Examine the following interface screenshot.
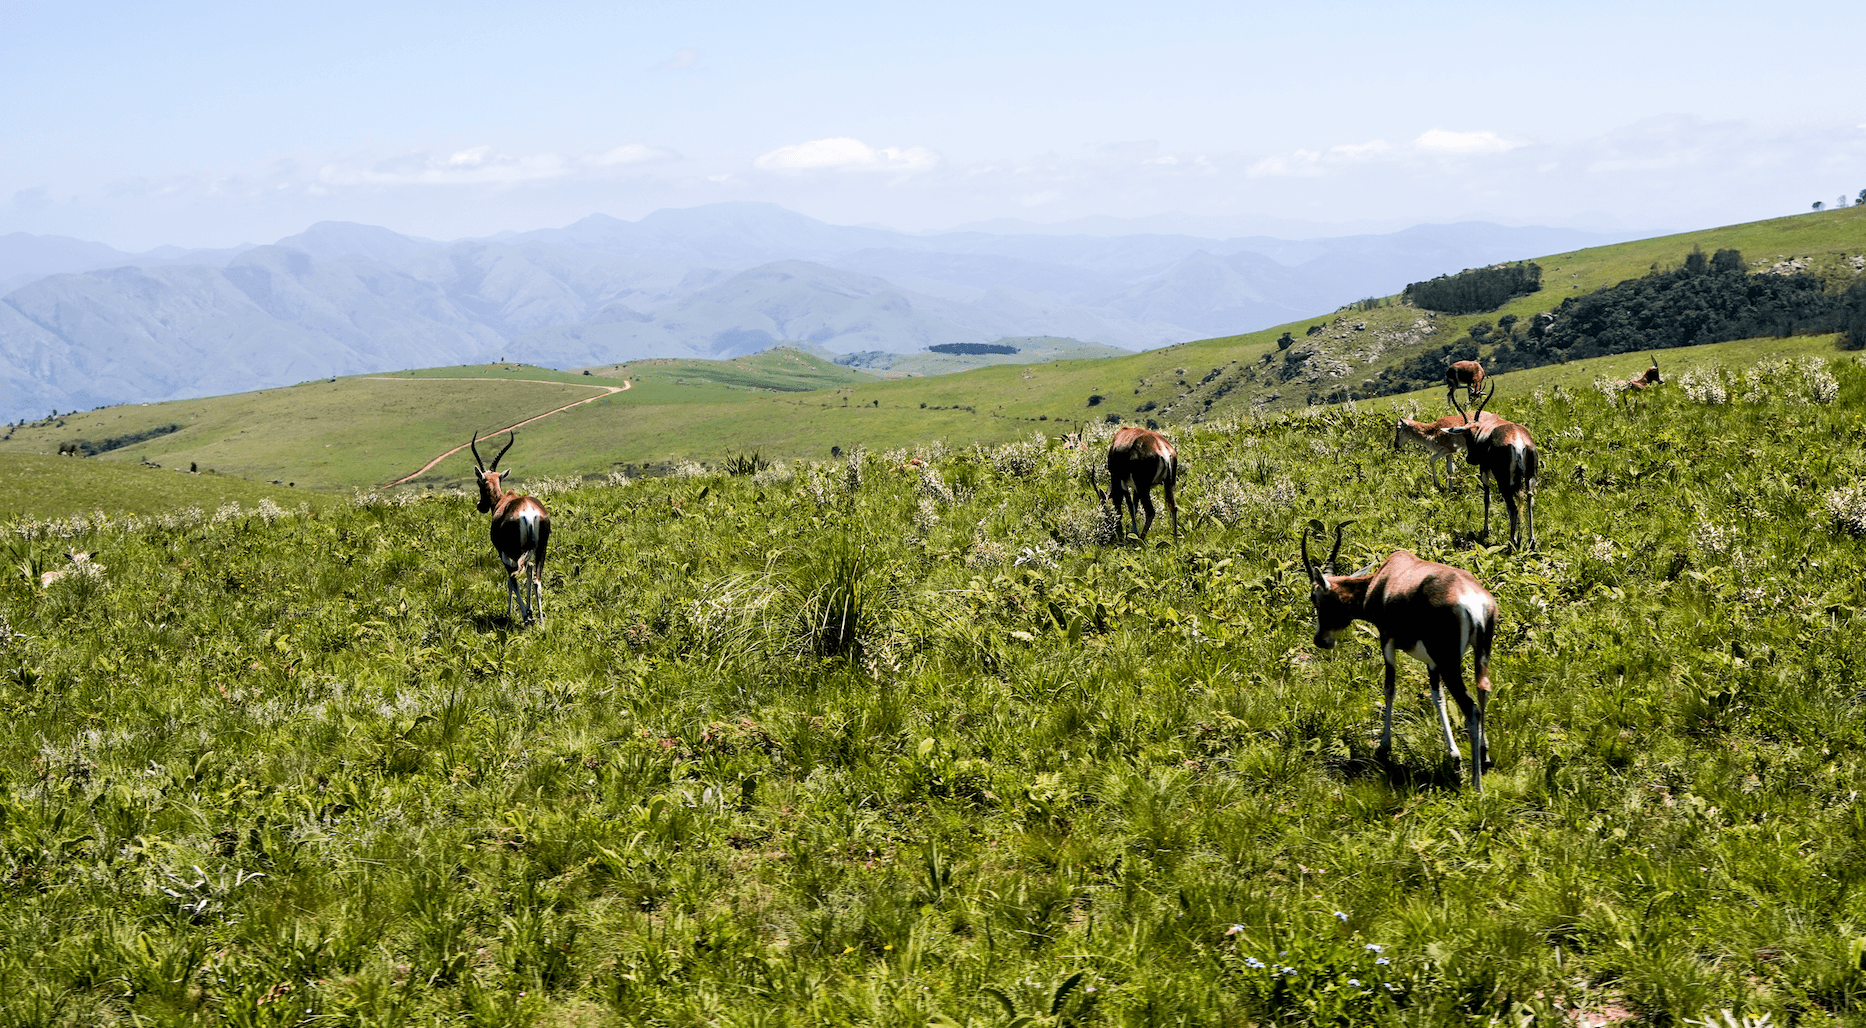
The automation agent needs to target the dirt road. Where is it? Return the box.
[370,376,630,486]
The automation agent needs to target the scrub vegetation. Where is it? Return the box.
[5,348,1866,1025]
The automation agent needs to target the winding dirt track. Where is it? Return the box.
[370,376,630,486]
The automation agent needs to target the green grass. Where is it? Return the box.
[0,454,330,521]
[580,347,881,393]
[4,353,1866,1025]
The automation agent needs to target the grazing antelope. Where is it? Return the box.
[470,431,552,625]
[1443,385,1539,550]
[1302,521,1496,791]
[1445,359,1485,406]
[1094,425,1179,539]
[1622,356,1663,391]
[1393,411,1502,491]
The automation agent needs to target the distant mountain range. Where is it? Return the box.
[0,203,1636,420]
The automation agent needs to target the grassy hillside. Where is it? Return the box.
[580,347,880,393]
[4,354,1864,1025]
[833,336,1138,378]
[4,208,1860,498]
[0,454,329,520]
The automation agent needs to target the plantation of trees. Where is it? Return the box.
[1401,263,1543,315]
[1493,249,1859,371]
[928,343,1021,356]
[1363,251,1865,397]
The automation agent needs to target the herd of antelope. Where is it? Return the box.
[1070,355,1657,791]
[464,353,1660,791]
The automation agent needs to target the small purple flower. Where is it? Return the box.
[1364,944,1382,953]
[1333,911,1348,923]
[1226,924,1245,936]
[1375,957,1390,966]
[1348,979,1361,987]
[1245,957,1265,969]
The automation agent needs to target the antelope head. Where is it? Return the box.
[470,431,517,513]
[1301,520,1356,648]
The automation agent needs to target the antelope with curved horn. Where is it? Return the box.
[1393,410,1502,492]
[1622,356,1663,391]
[1302,521,1496,791]
[1443,384,1539,550]
[1445,359,1485,406]
[470,431,552,625]
[1093,425,1178,540]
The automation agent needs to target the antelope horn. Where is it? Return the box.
[1328,520,1355,574]
[1449,385,1471,423]
[1470,382,1495,422]
[470,432,485,471]
[1301,527,1318,584]
[490,431,516,471]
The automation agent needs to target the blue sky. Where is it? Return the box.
[3,0,1862,248]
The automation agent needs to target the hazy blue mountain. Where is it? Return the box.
[0,232,129,282]
[272,221,438,266]
[0,202,1650,420]
[0,231,256,296]
[505,202,904,267]
[504,260,994,366]
[1101,250,1334,338]
[401,240,682,334]
[0,249,499,419]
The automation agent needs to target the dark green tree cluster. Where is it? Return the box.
[929,342,1019,355]
[1402,262,1542,314]
[70,423,181,457]
[1843,280,1866,350]
[1490,248,1847,371]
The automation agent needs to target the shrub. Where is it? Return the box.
[1825,484,1866,537]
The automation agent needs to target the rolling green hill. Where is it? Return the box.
[4,207,1860,501]
[0,453,329,520]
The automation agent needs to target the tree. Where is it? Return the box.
[1497,314,1519,338]
[1813,201,1826,213]
[1857,188,1866,206]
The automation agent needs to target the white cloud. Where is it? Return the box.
[590,144,677,167]
[1412,128,1523,155]
[1246,148,1322,178]
[654,47,700,71]
[317,143,679,187]
[753,137,940,173]
[1247,129,1523,178]
[1329,139,1393,160]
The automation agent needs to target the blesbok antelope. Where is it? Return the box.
[1393,411,1502,491]
[1093,425,1179,539]
[1445,359,1485,406]
[1623,356,1663,391]
[1302,521,1496,791]
[1443,385,1539,550]
[470,431,552,625]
